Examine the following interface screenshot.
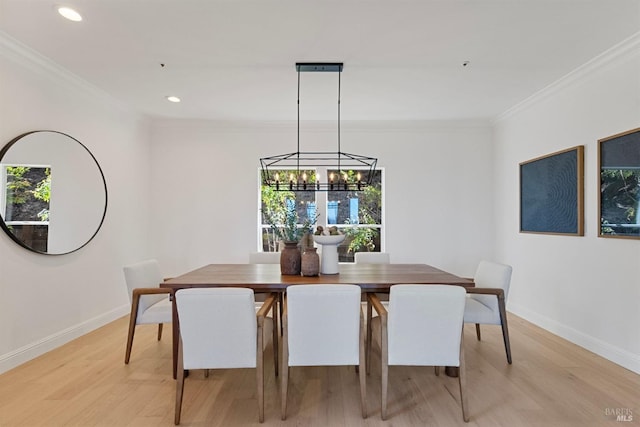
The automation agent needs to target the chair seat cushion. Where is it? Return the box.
[138,297,172,324]
[464,297,500,325]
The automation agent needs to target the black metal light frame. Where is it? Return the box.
[260,62,378,192]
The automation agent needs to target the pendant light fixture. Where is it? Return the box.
[260,62,377,191]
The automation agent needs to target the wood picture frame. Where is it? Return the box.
[598,127,640,239]
[520,146,584,235]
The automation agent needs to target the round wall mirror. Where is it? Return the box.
[0,130,107,255]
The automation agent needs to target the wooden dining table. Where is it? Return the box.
[161,262,474,378]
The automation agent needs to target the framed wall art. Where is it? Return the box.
[599,127,640,239]
[520,146,584,235]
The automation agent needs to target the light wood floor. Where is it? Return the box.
[0,313,638,426]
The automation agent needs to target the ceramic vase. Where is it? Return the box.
[312,234,346,275]
[301,247,320,276]
[280,241,301,275]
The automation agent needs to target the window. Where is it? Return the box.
[259,168,383,262]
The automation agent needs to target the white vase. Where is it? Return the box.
[312,234,346,275]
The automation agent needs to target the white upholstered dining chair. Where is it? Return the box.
[354,252,390,264]
[281,284,367,420]
[174,288,277,424]
[249,251,281,264]
[464,260,513,364]
[123,259,172,364]
[369,285,468,421]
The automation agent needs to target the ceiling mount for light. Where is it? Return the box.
[260,62,377,192]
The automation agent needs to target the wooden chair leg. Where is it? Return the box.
[475,323,481,341]
[380,315,388,421]
[434,366,440,376]
[125,324,136,364]
[366,298,373,375]
[278,293,284,336]
[257,320,265,423]
[174,340,185,425]
[157,323,163,341]
[497,296,512,364]
[272,309,279,377]
[281,312,289,420]
[458,331,469,422]
[124,298,140,364]
[204,369,209,378]
[359,311,367,418]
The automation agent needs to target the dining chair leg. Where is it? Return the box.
[475,323,481,341]
[497,295,512,364]
[359,312,367,419]
[257,319,265,423]
[272,303,279,377]
[124,326,136,364]
[278,293,284,336]
[281,312,289,420]
[380,315,388,421]
[124,297,140,364]
[174,340,185,425]
[157,324,163,341]
[366,297,373,375]
[434,366,440,376]
[458,331,469,422]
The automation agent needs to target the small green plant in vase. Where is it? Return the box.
[263,198,318,244]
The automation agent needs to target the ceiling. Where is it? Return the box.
[1,0,639,122]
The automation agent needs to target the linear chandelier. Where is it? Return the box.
[260,62,378,192]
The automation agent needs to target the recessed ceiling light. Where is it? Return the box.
[57,6,82,22]
[166,96,181,103]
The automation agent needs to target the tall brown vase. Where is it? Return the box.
[280,241,301,275]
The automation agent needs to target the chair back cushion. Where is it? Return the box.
[249,252,281,264]
[123,259,166,317]
[471,261,513,314]
[176,288,257,370]
[354,252,390,264]
[388,285,466,366]
[287,284,361,366]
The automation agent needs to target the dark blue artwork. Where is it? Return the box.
[520,147,583,235]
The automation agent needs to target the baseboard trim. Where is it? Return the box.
[509,303,640,375]
[0,304,129,374]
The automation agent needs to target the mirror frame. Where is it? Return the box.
[0,130,108,255]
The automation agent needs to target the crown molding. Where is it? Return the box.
[0,31,136,116]
[496,31,640,123]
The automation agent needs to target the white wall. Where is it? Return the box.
[0,36,152,373]
[149,120,495,277]
[494,35,640,373]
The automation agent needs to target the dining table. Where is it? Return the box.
[161,262,474,378]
